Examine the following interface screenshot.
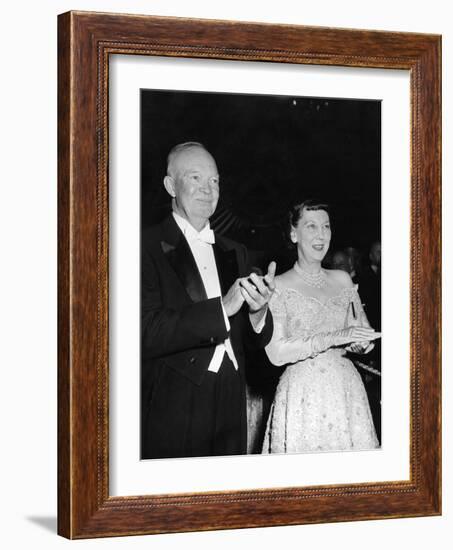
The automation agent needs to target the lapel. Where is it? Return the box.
[213,238,239,296]
[159,215,207,303]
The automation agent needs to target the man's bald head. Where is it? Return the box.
[167,142,213,178]
[163,142,220,231]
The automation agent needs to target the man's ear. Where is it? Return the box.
[163,175,176,198]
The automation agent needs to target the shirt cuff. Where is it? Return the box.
[220,300,231,332]
[249,306,268,333]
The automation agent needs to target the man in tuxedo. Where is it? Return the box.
[141,142,275,459]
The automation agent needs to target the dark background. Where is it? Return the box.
[141,89,381,273]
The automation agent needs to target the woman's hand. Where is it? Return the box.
[334,326,381,347]
[311,327,381,357]
[345,341,375,354]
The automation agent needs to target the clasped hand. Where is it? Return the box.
[340,326,381,354]
[223,261,276,317]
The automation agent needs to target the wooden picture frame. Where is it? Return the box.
[58,10,441,539]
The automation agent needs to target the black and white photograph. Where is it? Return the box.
[1,0,446,545]
[140,89,382,460]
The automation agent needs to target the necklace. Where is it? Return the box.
[293,262,327,288]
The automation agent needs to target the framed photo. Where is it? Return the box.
[58,11,441,538]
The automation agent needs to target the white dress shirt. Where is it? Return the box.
[172,212,239,373]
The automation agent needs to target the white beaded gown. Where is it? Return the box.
[262,285,379,454]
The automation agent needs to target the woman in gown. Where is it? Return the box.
[262,200,381,454]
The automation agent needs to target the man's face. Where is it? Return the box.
[167,147,220,227]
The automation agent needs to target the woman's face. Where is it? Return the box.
[292,208,331,263]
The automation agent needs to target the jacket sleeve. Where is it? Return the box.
[245,308,274,350]
[141,249,229,358]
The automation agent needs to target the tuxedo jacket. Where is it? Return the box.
[141,214,273,456]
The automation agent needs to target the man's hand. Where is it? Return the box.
[240,261,276,313]
[223,278,245,317]
[264,261,277,293]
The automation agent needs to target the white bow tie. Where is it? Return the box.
[196,226,215,245]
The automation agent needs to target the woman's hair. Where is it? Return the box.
[289,199,331,230]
